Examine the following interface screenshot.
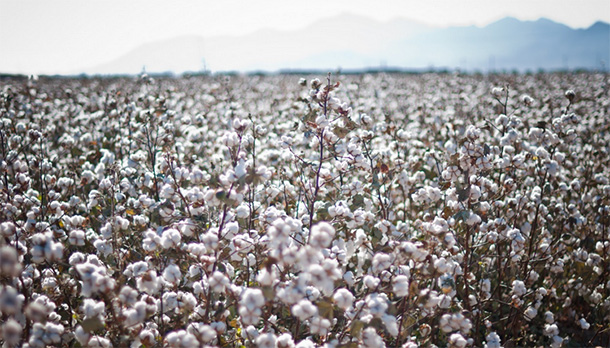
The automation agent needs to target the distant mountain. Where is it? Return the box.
[383,17,610,71]
[81,15,609,75]
[81,13,430,75]
[84,36,206,75]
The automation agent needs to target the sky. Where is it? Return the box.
[1,0,609,74]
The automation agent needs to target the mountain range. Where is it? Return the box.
[82,14,609,75]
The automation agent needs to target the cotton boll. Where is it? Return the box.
[392,275,409,297]
[361,327,385,348]
[161,229,181,249]
[239,288,265,325]
[484,332,502,348]
[1,319,22,346]
[0,246,22,277]
[363,275,380,289]
[333,288,354,310]
[256,333,277,348]
[276,333,295,348]
[137,270,161,294]
[449,333,468,348]
[512,280,526,297]
[163,264,182,284]
[178,219,197,237]
[309,222,335,248]
[578,318,590,330]
[207,271,229,293]
[309,316,331,336]
[69,230,86,246]
[291,299,317,321]
[524,306,537,321]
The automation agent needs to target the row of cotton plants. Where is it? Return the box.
[0,71,608,347]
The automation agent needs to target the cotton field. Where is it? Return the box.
[0,72,608,347]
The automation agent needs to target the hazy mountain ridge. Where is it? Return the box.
[81,15,609,75]
[382,17,609,71]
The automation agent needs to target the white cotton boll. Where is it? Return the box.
[315,114,329,127]
[535,147,549,160]
[309,222,335,248]
[200,231,219,251]
[256,333,277,348]
[343,271,355,287]
[118,286,138,306]
[466,213,481,226]
[449,333,468,348]
[354,229,368,247]
[363,275,380,289]
[495,114,509,126]
[0,287,23,315]
[524,306,537,321]
[544,323,559,336]
[434,258,449,274]
[74,325,90,345]
[438,294,452,308]
[178,219,196,237]
[137,270,160,294]
[93,239,112,257]
[432,217,449,234]
[442,165,460,182]
[365,293,388,317]
[402,342,418,348]
[439,314,453,333]
[392,275,409,297]
[256,268,274,286]
[309,316,331,336]
[280,135,293,148]
[234,159,247,178]
[0,247,21,277]
[512,280,526,297]
[1,319,22,346]
[239,288,265,325]
[551,335,563,348]
[469,185,481,201]
[161,228,181,249]
[163,264,181,284]
[69,230,86,246]
[187,323,217,343]
[130,261,149,277]
[276,333,295,348]
[82,299,105,319]
[296,339,316,348]
[544,311,555,323]
[291,299,318,321]
[209,271,230,292]
[382,314,399,337]
[87,336,112,348]
[210,321,226,335]
[224,221,239,239]
[426,186,442,202]
[0,222,16,237]
[372,253,392,274]
[361,327,385,348]
[484,332,502,348]
[333,288,354,310]
[139,329,156,346]
[99,178,112,190]
[235,204,249,218]
[578,318,590,330]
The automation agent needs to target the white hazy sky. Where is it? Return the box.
[1,0,609,74]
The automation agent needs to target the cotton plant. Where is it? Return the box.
[0,72,608,347]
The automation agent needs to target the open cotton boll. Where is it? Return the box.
[309,221,335,248]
